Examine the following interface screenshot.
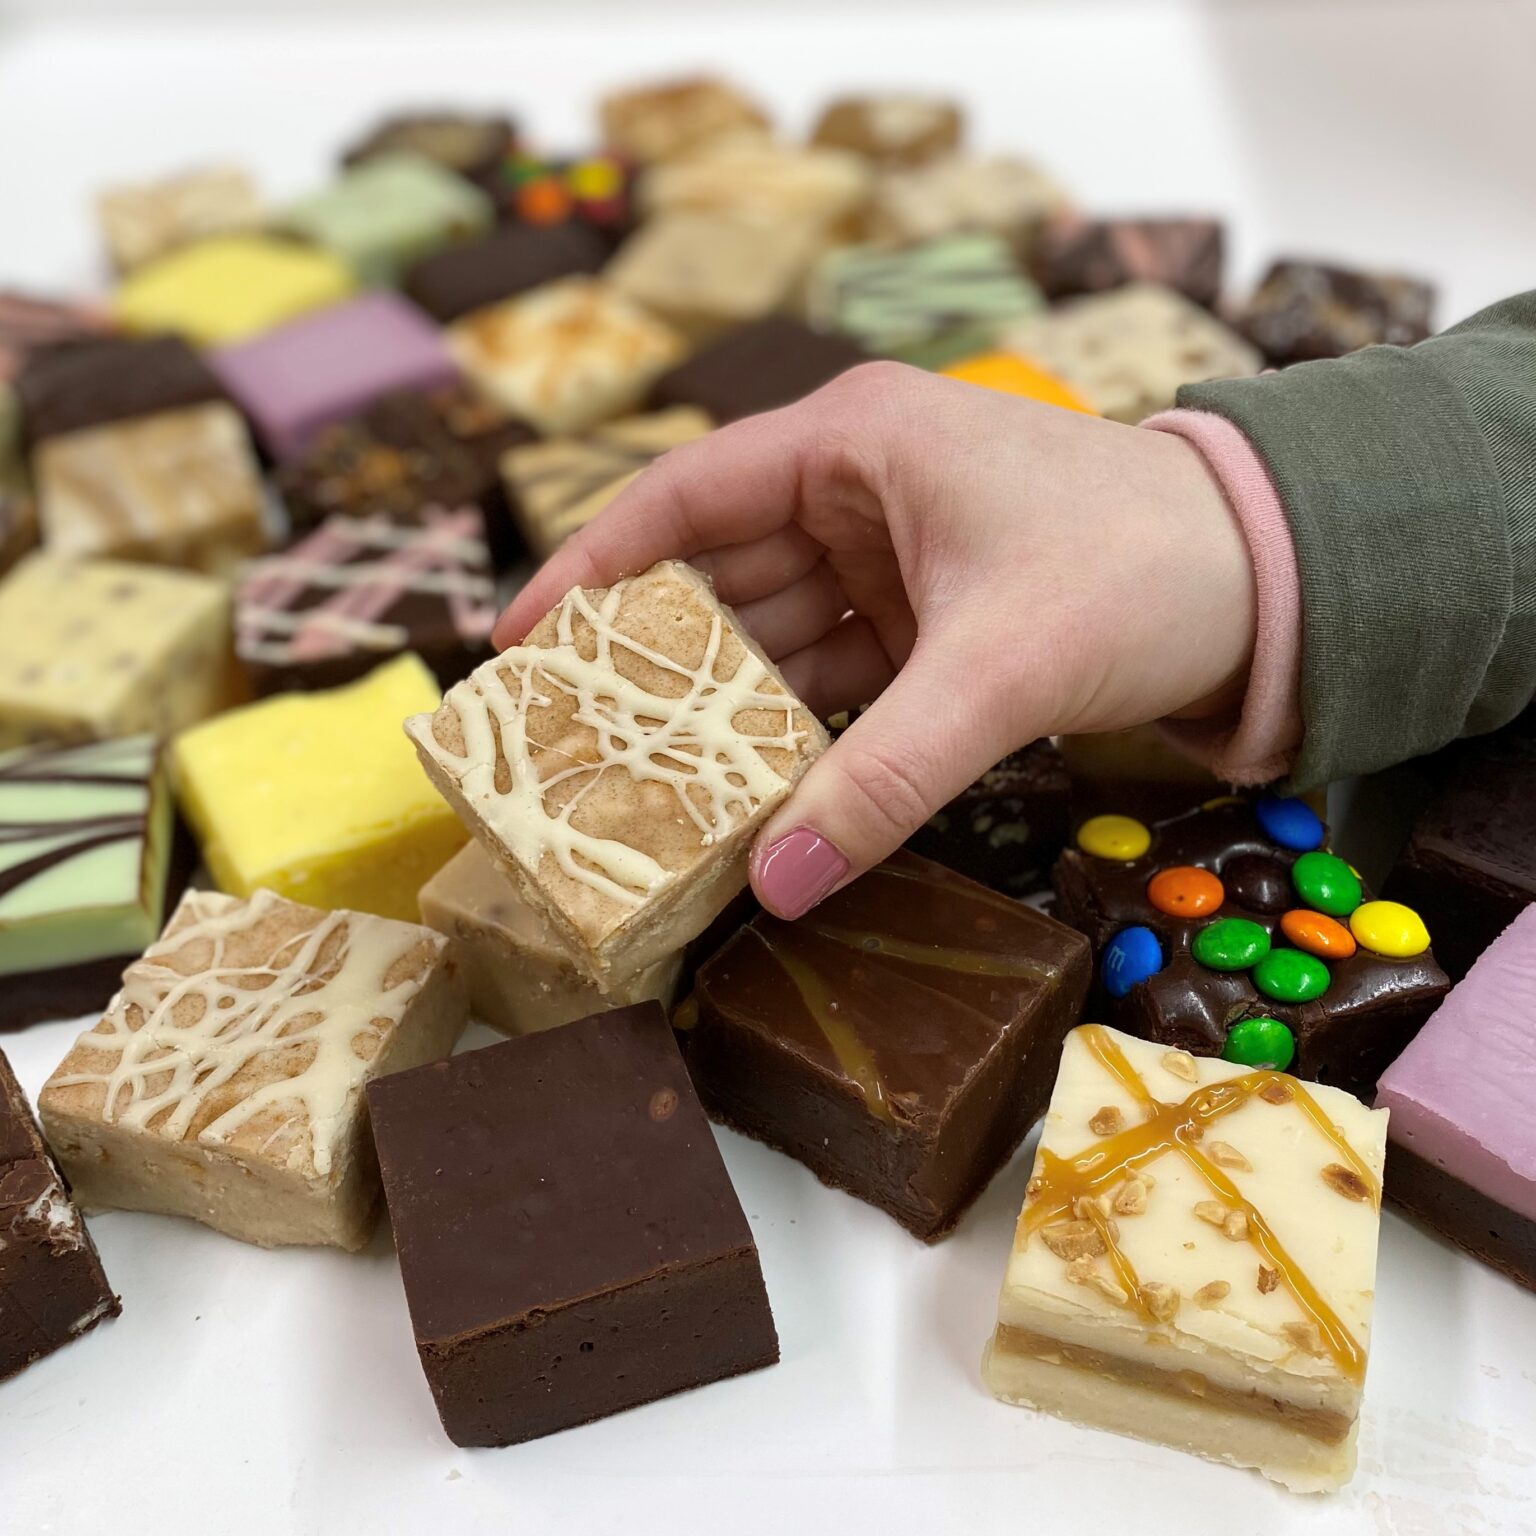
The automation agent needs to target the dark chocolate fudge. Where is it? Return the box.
[1238,259,1435,365]
[1,1049,119,1379]
[367,1004,777,1447]
[682,850,1091,1240]
[1031,214,1225,308]
[402,222,609,323]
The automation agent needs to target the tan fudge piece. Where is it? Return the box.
[406,559,828,981]
[39,888,467,1251]
[1003,283,1261,424]
[500,406,712,559]
[865,153,1066,254]
[982,1025,1387,1493]
[34,402,267,575]
[419,840,681,1036]
[599,76,770,164]
[811,94,963,167]
[639,142,872,234]
[97,164,264,274]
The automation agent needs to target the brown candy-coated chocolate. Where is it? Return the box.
[1239,259,1435,365]
[1032,213,1225,309]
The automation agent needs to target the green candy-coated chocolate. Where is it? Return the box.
[1191,916,1270,972]
[1290,850,1362,918]
[1222,1016,1296,1071]
[1252,947,1330,1003]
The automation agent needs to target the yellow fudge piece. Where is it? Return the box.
[941,351,1096,414]
[115,234,355,347]
[173,653,465,921]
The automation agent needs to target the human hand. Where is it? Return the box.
[494,362,1254,918]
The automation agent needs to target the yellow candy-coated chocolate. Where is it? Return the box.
[173,654,466,921]
[941,351,1096,414]
[116,235,355,346]
[1076,812,1151,862]
[1348,899,1430,959]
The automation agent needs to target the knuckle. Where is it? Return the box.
[829,736,937,842]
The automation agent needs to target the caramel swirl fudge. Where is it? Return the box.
[983,1024,1387,1492]
[406,560,828,980]
[39,888,467,1250]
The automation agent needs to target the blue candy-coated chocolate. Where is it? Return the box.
[1254,794,1324,852]
[1101,925,1163,999]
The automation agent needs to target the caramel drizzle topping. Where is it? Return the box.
[1023,1025,1377,1382]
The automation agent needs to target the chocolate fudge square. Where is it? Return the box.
[684,850,1091,1240]
[1238,259,1435,365]
[1030,213,1225,308]
[367,1003,778,1447]
[403,221,608,323]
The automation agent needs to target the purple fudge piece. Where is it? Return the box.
[213,293,460,460]
[1376,906,1536,1289]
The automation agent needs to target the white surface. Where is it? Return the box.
[3,4,1536,1533]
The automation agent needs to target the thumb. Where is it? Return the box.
[750,644,1023,919]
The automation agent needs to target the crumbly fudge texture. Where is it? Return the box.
[638,142,871,233]
[811,94,963,167]
[599,76,771,164]
[97,164,264,274]
[863,154,1066,254]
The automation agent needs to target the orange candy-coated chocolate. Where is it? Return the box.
[518,178,574,224]
[940,352,1096,414]
[1146,865,1224,917]
[1280,908,1358,960]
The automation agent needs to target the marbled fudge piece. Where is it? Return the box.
[96,165,264,274]
[39,887,467,1250]
[342,110,516,183]
[811,93,962,167]
[599,76,770,164]
[406,560,828,980]
[639,141,872,234]
[0,291,115,385]
[1239,259,1436,365]
[0,553,238,751]
[864,154,1067,255]
[1030,213,1225,308]
[983,1024,1388,1492]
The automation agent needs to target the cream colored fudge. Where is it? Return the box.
[39,887,467,1251]
[97,164,264,274]
[406,560,828,981]
[811,94,963,168]
[419,840,681,1035]
[864,153,1066,254]
[639,142,872,234]
[599,76,771,164]
[982,1024,1387,1493]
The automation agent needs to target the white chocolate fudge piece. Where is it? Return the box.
[419,840,681,1035]
[1003,283,1261,424]
[406,560,828,981]
[982,1024,1387,1493]
[811,94,963,168]
[639,142,872,234]
[38,888,467,1251]
[97,164,264,274]
[599,76,771,164]
[865,154,1066,253]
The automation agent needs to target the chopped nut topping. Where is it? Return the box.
[1089,1105,1124,1136]
[1041,1219,1106,1261]
[1223,1211,1250,1242]
[1183,1122,1206,1142]
[1193,1200,1229,1229]
[1065,1256,1097,1284]
[1259,1079,1294,1105]
[1283,1321,1324,1355]
[1140,1281,1179,1322]
[1141,1173,1156,1190]
[1257,1264,1280,1295]
[1112,1178,1148,1216]
[1025,1175,1044,1199]
[1072,1194,1113,1222]
[1195,1281,1231,1306]
[1206,1140,1252,1171]
[1321,1163,1371,1202]
[1085,1273,1126,1303]
[1161,1049,1198,1083]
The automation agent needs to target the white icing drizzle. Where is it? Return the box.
[51,890,439,1177]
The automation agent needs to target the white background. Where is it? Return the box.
[3,2,1536,1533]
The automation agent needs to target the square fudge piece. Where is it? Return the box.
[342,110,516,182]
[236,507,497,695]
[481,151,636,246]
[368,1003,778,1446]
[174,652,466,922]
[940,351,1094,413]
[648,317,869,424]
[983,1024,1388,1492]
[1030,212,1225,308]
[500,405,712,559]
[811,93,963,167]
[284,153,493,289]
[403,221,608,324]
[639,142,871,234]
[447,277,686,437]
[685,850,1090,1239]
[1239,259,1435,365]
[1377,906,1536,1289]
[214,292,460,461]
[1004,283,1261,423]
[0,291,116,386]
[39,887,467,1250]
[420,840,681,1036]
[34,402,267,575]
[1053,795,1449,1098]
[0,553,238,751]
[0,382,36,576]
[407,560,828,980]
[599,76,770,164]
[115,234,355,348]
[0,1049,119,1380]
[97,164,264,274]
[864,154,1067,254]
[0,736,190,1030]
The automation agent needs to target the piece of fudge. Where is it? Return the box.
[639,141,872,234]
[341,110,517,183]
[213,292,460,461]
[174,652,465,921]
[1377,907,1536,1288]
[96,164,264,274]
[480,151,636,246]
[811,93,963,167]
[1238,259,1436,365]
[684,849,1090,1239]
[500,406,713,559]
[807,232,1042,367]
[1005,283,1261,424]
[33,402,267,575]
[1030,213,1225,309]
[0,1050,119,1379]
[983,1023,1387,1492]
[0,736,192,1030]
[402,221,609,324]
[419,841,682,1035]
[0,291,116,384]
[940,351,1095,412]
[406,560,828,980]
[446,277,686,436]
[39,887,467,1249]
[368,1003,778,1446]
[599,76,771,164]
[114,234,355,348]
[1052,796,1449,1098]
[863,154,1067,255]
[0,554,238,751]
[648,317,869,423]
[0,383,36,576]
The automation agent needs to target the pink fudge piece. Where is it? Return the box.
[212,292,459,460]
[1376,906,1536,1223]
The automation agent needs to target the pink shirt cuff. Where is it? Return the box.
[1142,408,1303,785]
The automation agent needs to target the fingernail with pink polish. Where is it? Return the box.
[754,827,849,920]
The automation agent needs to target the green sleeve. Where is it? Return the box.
[1177,290,1536,790]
